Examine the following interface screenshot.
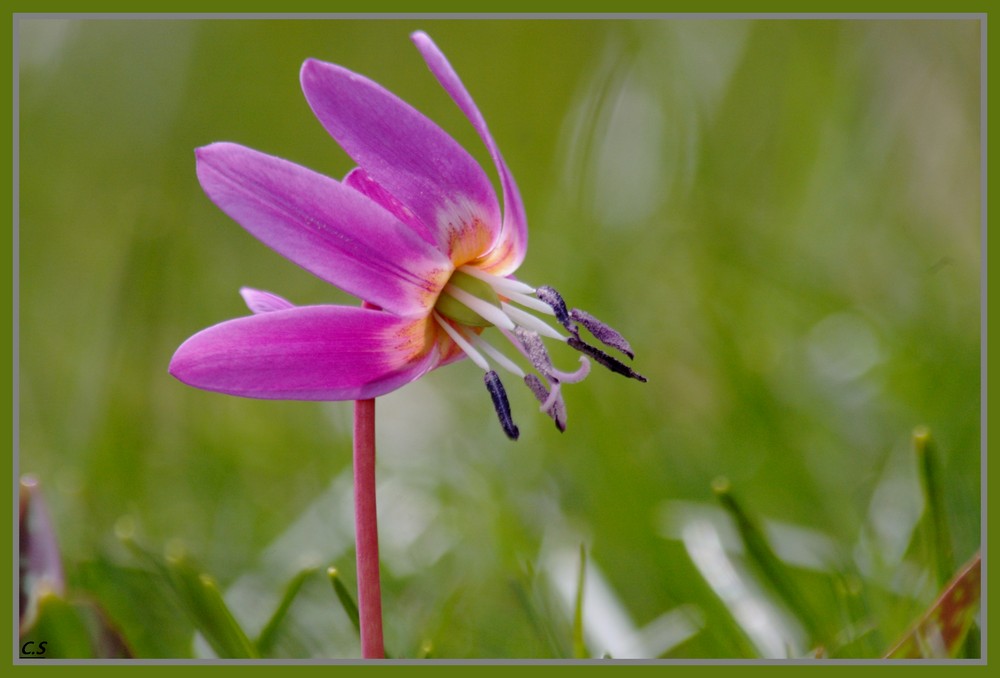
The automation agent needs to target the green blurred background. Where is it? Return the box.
[17,18,981,658]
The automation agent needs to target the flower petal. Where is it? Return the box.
[240,287,296,314]
[343,167,427,236]
[300,58,501,267]
[169,306,444,401]
[196,142,452,318]
[411,31,528,275]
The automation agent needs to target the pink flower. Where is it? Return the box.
[169,32,643,439]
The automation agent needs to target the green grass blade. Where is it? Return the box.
[255,566,318,657]
[913,426,955,589]
[327,567,361,636]
[20,591,100,659]
[713,477,825,645]
[164,546,258,659]
[121,534,256,658]
[20,588,133,659]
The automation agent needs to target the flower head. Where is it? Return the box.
[169,32,644,439]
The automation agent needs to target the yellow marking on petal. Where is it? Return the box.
[448,217,494,267]
[431,317,484,363]
[466,236,520,276]
[387,317,436,364]
[417,265,455,311]
[435,198,496,267]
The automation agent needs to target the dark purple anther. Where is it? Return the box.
[524,373,549,402]
[567,337,647,382]
[484,370,519,440]
[536,286,577,335]
[570,308,634,359]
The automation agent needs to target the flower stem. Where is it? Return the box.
[353,398,385,659]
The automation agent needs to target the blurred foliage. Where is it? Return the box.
[17,18,980,658]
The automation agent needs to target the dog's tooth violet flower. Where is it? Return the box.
[169,31,645,439]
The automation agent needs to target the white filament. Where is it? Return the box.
[469,332,526,378]
[433,312,490,372]
[444,284,516,331]
[504,289,556,315]
[458,265,536,295]
[501,302,566,340]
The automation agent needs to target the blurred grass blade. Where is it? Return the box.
[164,547,258,659]
[122,535,256,658]
[327,568,393,658]
[21,591,100,659]
[327,567,361,636]
[21,589,133,659]
[19,477,133,659]
[572,543,588,659]
[831,572,883,658]
[509,569,565,658]
[255,566,317,656]
[913,426,955,588]
[886,551,981,658]
[712,477,825,644]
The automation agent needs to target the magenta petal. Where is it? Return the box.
[196,142,452,318]
[169,306,442,401]
[240,287,295,314]
[343,167,429,238]
[300,58,502,265]
[411,31,528,275]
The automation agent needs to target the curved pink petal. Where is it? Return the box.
[169,306,444,401]
[196,142,452,318]
[300,58,501,267]
[411,31,528,275]
[343,167,426,236]
[240,287,295,314]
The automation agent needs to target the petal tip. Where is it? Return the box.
[194,141,238,166]
[299,58,332,94]
[300,57,322,78]
[193,144,212,162]
[167,343,192,382]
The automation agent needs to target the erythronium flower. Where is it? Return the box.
[169,31,644,439]
[170,31,645,661]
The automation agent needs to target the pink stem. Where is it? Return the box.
[353,397,385,659]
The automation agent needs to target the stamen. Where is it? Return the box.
[548,356,591,384]
[500,326,590,384]
[570,308,635,359]
[433,312,490,371]
[524,374,567,432]
[500,303,566,341]
[539,380,563,413]
[444,284,516,330]
[514,327,556,379]
[485,370,519,440]
[504,289,557,315]
[469,332,525,378]
[458,266,536,295]
[536,286,578,334]
[524,373,549,402]
[568,336,648,382]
